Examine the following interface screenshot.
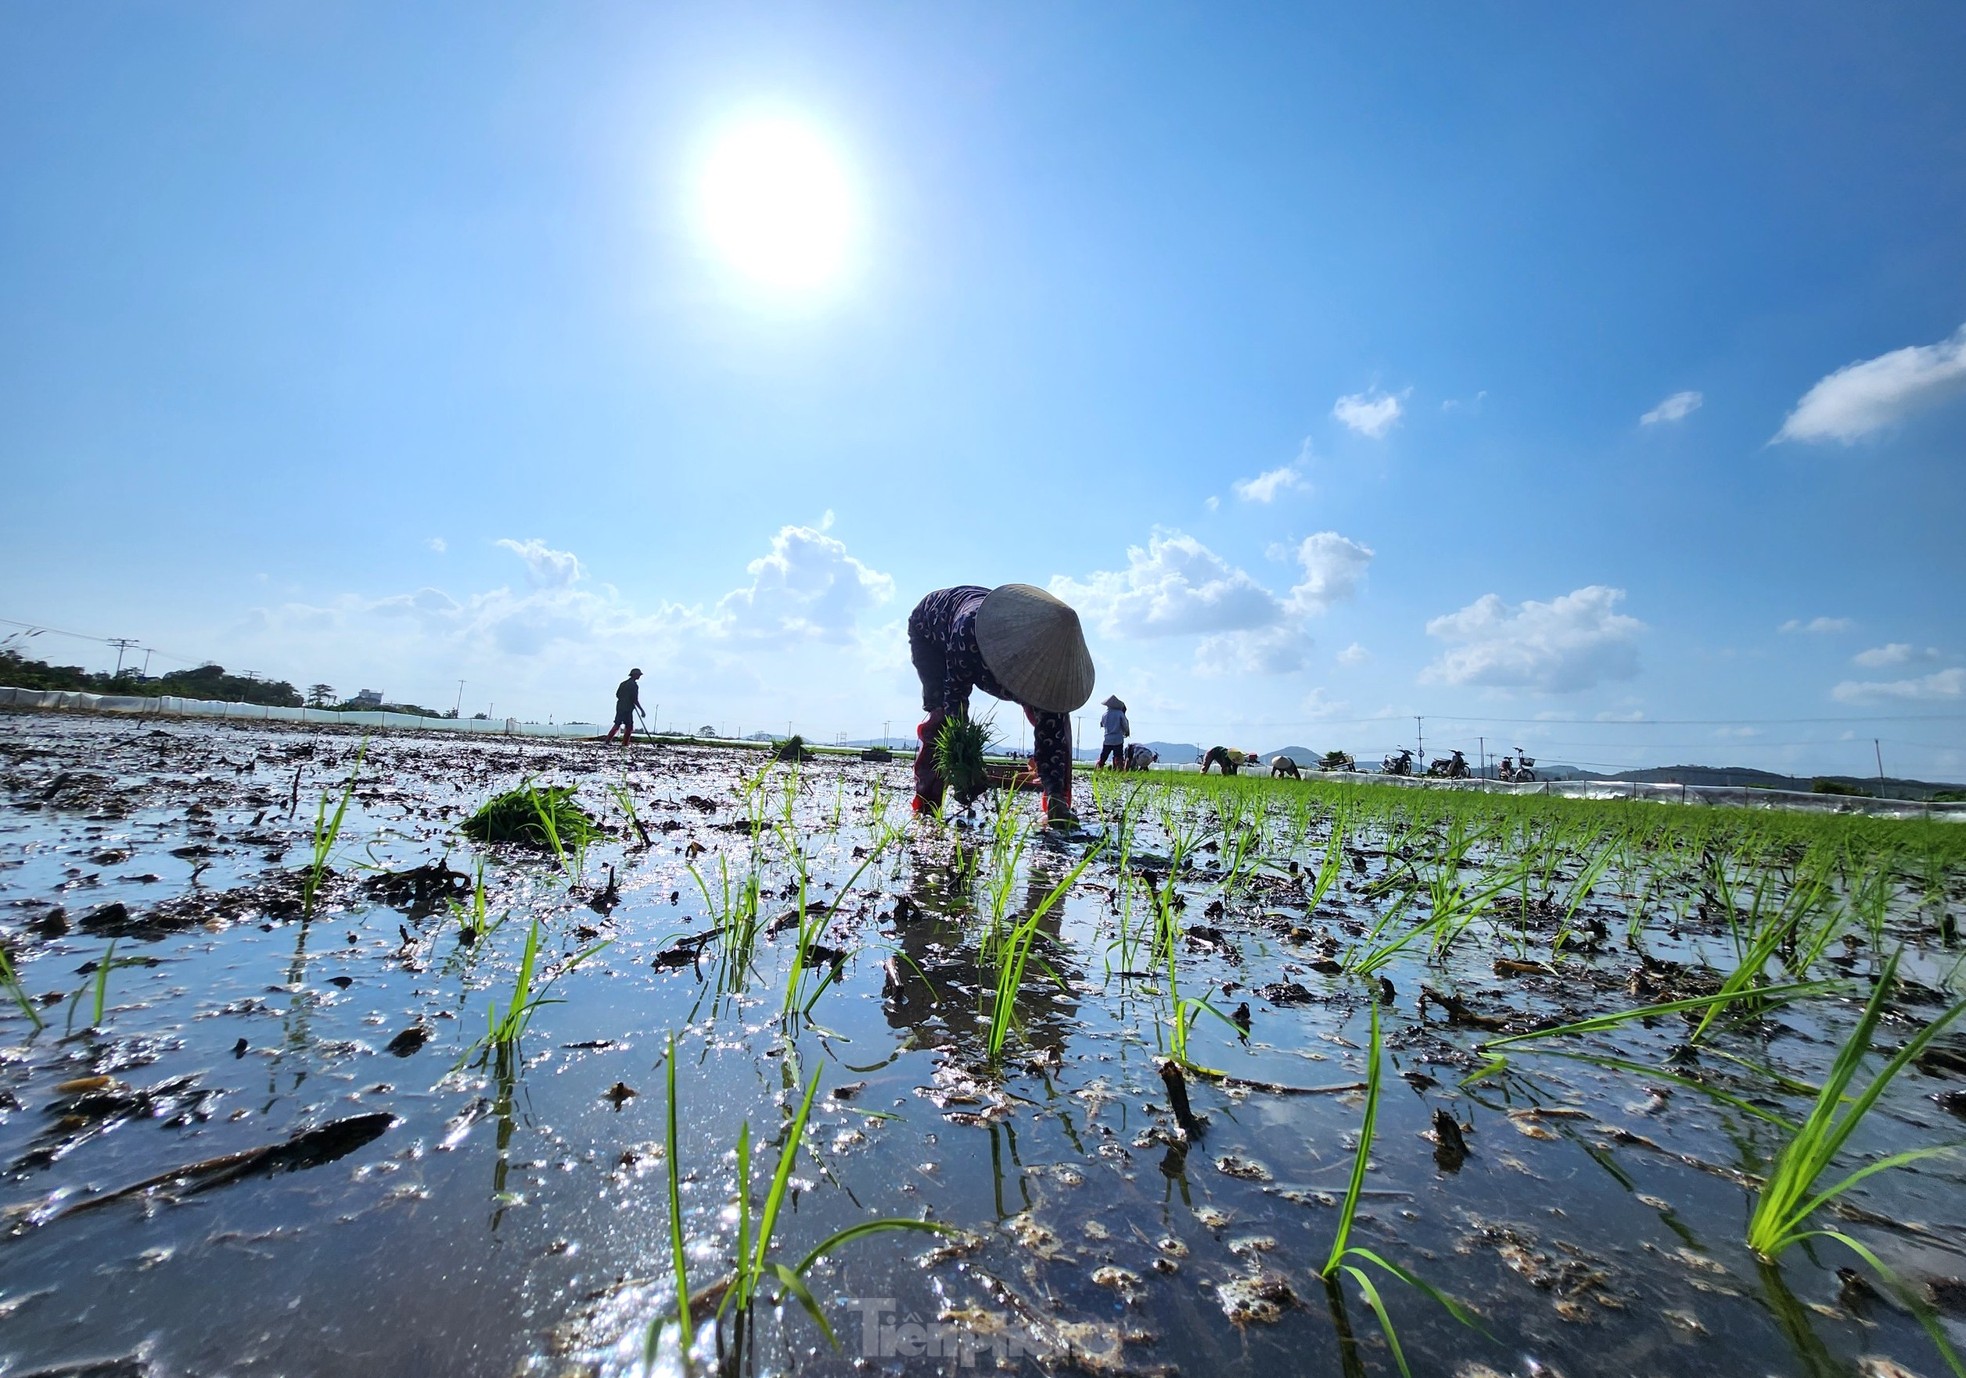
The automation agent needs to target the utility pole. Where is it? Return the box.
[1415,716,1424,764]
[1076,714,1085,762]
[455,680,466,717]
[1875,738,1885,783]
[1479,736,1485,783]
[884,719,891,748]
[108,638,137,676]
[140,648,153,676]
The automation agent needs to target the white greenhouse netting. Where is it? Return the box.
[0,686,592,738]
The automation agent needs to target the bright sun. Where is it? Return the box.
[698,117,855,290]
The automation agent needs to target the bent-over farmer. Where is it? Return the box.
[603,668,643,746]
[908,584,1094,825]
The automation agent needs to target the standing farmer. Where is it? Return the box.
[908,584,1094,825]
[603,668,644,746]
[1095,696,1129,770]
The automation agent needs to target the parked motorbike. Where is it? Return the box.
[1382,748,1416,777]
[1498,749,1538,783]
[1426,749,1471,779]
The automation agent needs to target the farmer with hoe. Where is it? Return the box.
[1095,695,1130,769]
[602,668,645,746]
[908,584,1094,826]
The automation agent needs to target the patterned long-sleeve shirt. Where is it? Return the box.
[908,586,1073,802]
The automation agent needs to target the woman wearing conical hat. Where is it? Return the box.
[906,584,1095,825]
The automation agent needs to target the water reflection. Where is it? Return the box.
[881,859,1084,1066]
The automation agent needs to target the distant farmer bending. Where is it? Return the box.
[603,668,644,746]
[1201,746,1254,775]
[908,584,1095,826]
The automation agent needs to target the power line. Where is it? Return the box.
[0,616,203,668]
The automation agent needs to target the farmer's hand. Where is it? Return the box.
[913,712,949,812]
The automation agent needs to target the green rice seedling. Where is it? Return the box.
[302,743,365,916]
[1549,840,1618,961]
[1305,813,1349,911]
[986,845,1103,1065]
[1320,1003,1480,1378]
[646,1051,954,1371]
[0,943,41,1032]
[979,799,1036,939]
[644,1031,696,1373]
[780,820,899,1017]
[446,859,494,943]
[1745,952,1966,1376]
[1464,979,1836,1084]
[467,917,609,1061]
[689,853,766,994]
[933,714,992,807]
[64,939,147,1035]
[607,781,652,848]
[1748,951,1964,1257]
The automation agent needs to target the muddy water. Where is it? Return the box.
[0,712,1961,1377]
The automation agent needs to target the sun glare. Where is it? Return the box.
[698,117,856,291]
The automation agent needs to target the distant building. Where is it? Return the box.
[353,689,383,708]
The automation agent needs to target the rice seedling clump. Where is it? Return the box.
[934,715,991,804]
[461,784,600,849]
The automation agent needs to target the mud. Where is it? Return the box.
[0,710,1961,1377]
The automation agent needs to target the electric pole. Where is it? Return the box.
[1875,738,1885,783]
[108,638,137,676]
[455,680,466,717]
[1415,716,1424,764]
[1479,736,1485,783]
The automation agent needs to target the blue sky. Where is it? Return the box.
[4,3,1965,777]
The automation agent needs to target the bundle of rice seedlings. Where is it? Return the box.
[461,784,600,849]
[934,715,992,805]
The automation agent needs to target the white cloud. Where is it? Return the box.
[1852,643,1939,668]
[1195,626,1311,677]
[1422,586,1644,693]
[1055,527,1371,677]
[1832,667,1965,704]
[712,523,894,643]
[1231,464,1307,503]
[496,538,583,588]
[1301,687,1352,719]
[1052,531,1286,639]
[1776,324,1966,443]
[426,537,447,554]
[1204,495,1220,512]
[236,524,900,723]
[1336,642,1371,667]
[1332,388,1407,439]
[1286,532,1374,615]
[1779,616,1854,635]
[1641,390,1703,425]
[1713,726,1760,739]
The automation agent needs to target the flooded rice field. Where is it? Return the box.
[1,710,1962,1378]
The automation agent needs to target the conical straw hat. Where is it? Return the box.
[975,584,1095,713]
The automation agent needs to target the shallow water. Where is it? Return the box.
[0,712,1961,1378]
